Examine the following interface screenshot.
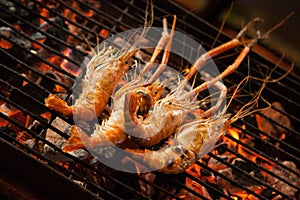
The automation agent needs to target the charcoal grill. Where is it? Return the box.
[1,0,300,199]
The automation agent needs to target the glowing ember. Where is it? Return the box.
[60,48,82,76]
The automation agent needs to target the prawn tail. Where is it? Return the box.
[62,125,128,152]
[125,146,196,174]
[45,94,73,117]
[62,125,87,152]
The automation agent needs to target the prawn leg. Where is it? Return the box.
[199,71,227,117]
[126,120,224,174]
[125,19,268,174]
[141,17,171,76]
[45,94,104,121]
[45,94,73,117]
[183,18,263,83]
[146,15,177,83]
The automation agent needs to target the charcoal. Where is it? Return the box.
[231,158,264,186]
[8,71,57,114]
[266,161,300,198]
[43,117,88,161]
[216,158,264,195]
[256,102,291,138]
[0,27,28,87]
[43,17,68,52]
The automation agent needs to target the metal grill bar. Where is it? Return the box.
[0,113,151,200]
[218,68,300,153]
[53,0,114,31]
[0,6,85,57]
[173,181,211,200]
[215,52,300,116]
[207,152,292,199]
[137,177,180,199]
[0,45,70,91]
[0,95,156,199]
[0,91,69,139]
[267,105,300,128]
[0,35,75,82]
[7,0,93,49]
[0,19,80,68]
[235,115,300,162]
[118,0,224,47]
[0,62,55,96]
[197,161,269,200]
[28,0,110,41]
[183,172,230,199]
[229,54,300,112]
[226,127,300,176]
[74,0,142,31]
[0,131,121,200]
[223,142,300,190]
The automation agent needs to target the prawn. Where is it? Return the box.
[61,12,293,174]
[44,3,156,122]
[124,16,294,173]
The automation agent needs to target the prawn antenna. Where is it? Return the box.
[80,32,96,55]
[261,11,294,40]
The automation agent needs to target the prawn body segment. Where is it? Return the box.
[45,36,137,121]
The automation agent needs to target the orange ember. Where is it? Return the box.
[60,48,82,76]
[39,8,49,25]
[100,29,109,39]
[228,127,240,141]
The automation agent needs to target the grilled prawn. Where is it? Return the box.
[62,16,177,152]
[60,12,292,174]
[45,43,137,121]
[44,6,158,122]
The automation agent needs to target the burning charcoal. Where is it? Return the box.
[0,26,31,49]
[208,155,231,171]
[0,103,26,133]
[60,46,86,75]
[232,158,264,186]
[139,172,156,197]
[43,117,88,161]
[0,27,28,88]
[31,31,46,41]
[24,138,37,148]
[8,71,57,114]
[43,17,68,52]
[217,158,264,195]
[28,119,45,135]
[256,102,291,138]
[90,147,116,159]
[266,161,300,199]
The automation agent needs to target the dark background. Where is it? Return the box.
[174,0,300,69]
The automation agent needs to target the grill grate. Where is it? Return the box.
[1,0,300,199]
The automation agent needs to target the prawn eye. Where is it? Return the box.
[136,91,151,116]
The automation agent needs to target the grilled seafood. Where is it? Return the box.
[59,12,293,174]
[62,16,177,152]
[44,7,157,122]
[45,43,137,121]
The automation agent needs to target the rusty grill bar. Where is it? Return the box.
[1,0,300,199]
